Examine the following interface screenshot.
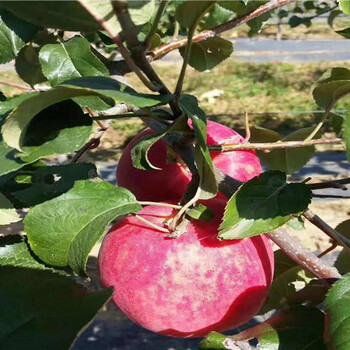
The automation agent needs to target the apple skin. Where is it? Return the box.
[117,121,262,201]
[98,200,274,337]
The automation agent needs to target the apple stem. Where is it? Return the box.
[132,214,170,233]
[138,202,182,210]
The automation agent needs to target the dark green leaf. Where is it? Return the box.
[312,67,350,109]
[24,180,142,275]
[187,203,214,222]
[0,1,99,31]
[2,76,173,152]
[179,94,217,200]
[289,15,311,28]
[328,9,343,28]
[0,191,20,225]
[219,171,312,239]
[339,0,350,14]
[336,27,350,39]
[179,37,233,72]
[175,1,215,28]
[201,306,326,350]
[0,9,39,64]
[15,45,46,87]
[0,265,112,350]
[19,100,92,163]
[13,163,97,207]
[20,100,91,162]
[334,220,350,274]
[39,36,109,86]
[325,273,350,349]
[250,126,317,174]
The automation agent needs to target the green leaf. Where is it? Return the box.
[325,273,350,349]
[131,130,166,170]
[19,100,92,163]
[187,203,214,222]
[24,180,142,275]
[250,126,317,174]
[0,235,43,268]
[2,76,173,152]
[15,45,46,87]
[201,306,326,350]
[0,265,112,350]
[312,67,350,109]
[179,94,217,200]
[343,112,350,161]
[199,4,233,30]
[179,37,233,72]
[0,191,20,225]
[336,27,350,39]
[39,36,109,86]
[13,163,97,207]
[219,171,312,239]
[287,216,305,231]
[0,9,39,64]
[334,220,350,274]
[0,1,100,31]
[339,0,350,14]
[80,0,156,37]
[175,1,215,28]
[259,250,314,314]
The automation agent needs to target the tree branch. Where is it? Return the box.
[307,177,350,190]
[148,0,297,62]
[303,209,350,254]
[208,137,343,152]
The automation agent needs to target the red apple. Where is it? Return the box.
[117,121,262,201]
[98,200,274,337]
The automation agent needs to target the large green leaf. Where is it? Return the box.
[199,4,233,30]
[0,191,20,225]
[0,265,112,350]
[175,1,216,28]
[219,171,312,239]
[79,0,155,37]
[24,180,142,275]
[312,67,350,109]
[179,36,233,72]
[15,45,46,87]
[0,9,39,64]
[325,273,350,350]
[2,76,173,152]
[200,306,326,350]
[179,94,217,200]
[250,126,318,174]
[0,1,99,31]
[19,100,92,163]
[39,36,109,86]
[12,163,97,207]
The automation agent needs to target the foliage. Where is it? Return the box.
[0,0,349,349]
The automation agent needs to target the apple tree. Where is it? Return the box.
[0,1,350,349]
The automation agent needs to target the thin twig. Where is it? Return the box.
[208,137,343,152]
[307,177,350,190]
[139,201,182,209]
[303,209,350,254]
[149,0,296,61]
[133,214,170,233]
[0,80,34,91]
[318,241,338,258]
[244,111,251,141]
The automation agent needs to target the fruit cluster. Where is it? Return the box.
[98,121,274,337]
